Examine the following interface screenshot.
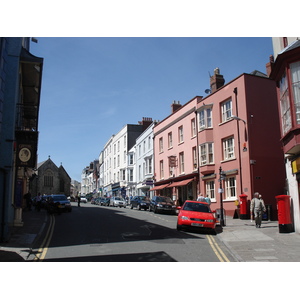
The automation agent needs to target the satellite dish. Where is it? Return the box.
[205,89,211,94]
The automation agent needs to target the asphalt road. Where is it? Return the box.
[41,202,235,262]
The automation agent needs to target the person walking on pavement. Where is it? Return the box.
[250,192,266,228]
[24,192,32,211]
[197,193,205,202]
[204,194,211,205]
[77,195,81,207]
[36,192,42,211]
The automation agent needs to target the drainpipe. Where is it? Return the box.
[194,109,200,195]
[233,87,243,195]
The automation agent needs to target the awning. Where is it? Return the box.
[149,183,171,191]
[168,178,194,188]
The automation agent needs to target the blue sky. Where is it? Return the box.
[29,37,273,181]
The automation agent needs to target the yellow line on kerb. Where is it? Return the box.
[206,234,230,262]
[34,214,55,261]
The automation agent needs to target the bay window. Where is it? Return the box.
[291,61,300,124]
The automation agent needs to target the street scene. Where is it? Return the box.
[2,201,300,262]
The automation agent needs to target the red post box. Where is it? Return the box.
[275,195,293,233]
[239,194,248,219]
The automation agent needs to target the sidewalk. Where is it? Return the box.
[217,217,300,262]
[1,208,300,262]
[0,209,48,261]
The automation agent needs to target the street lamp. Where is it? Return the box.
[219,166,226,227]
[231,115,246,124]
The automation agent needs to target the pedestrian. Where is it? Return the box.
[77,195,80,207]
[204,194,211,205]
[197,193,205,202]
[24,191,32,211]
[250,192,266,228]
[36,192,42,211]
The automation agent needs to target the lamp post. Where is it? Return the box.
[219,166,226,227]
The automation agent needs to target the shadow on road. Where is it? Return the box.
[42,251,177,262]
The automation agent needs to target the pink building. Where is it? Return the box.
[196,68,286,218]
[153,68,286,219]
[152,98,202,204]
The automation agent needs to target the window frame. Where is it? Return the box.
[221,98,232,123]
[224,176,237,200]
[179,152,184,174]
[199,142,214,166]
[178,125,184,144]
[198,106,212,130]
[205,180,215,201]
[223,136,235,160]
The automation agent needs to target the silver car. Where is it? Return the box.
[110,197,126,208]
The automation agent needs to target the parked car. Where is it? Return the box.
[91,198,99,204]
[99,198,110,206]
[149,196,176,214]
[80,197,87,203]
[176,200,216,233]
[110,197,126,208]
[94,198,101,205]
[45,194,72,213]
[130,196,150,210]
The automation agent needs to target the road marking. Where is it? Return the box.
[34,214,55,261]
[206,234,230,262]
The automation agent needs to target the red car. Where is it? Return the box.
[177,200,216,233]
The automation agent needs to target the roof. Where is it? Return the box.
[278,39,300,55]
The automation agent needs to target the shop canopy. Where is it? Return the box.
[167,178,194,188]
[149,183,171,191]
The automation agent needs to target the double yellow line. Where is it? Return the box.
[206,234,230,262]
[34,214,55,261]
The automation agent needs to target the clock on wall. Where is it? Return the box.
[18,147,32,163]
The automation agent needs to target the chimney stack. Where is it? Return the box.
[138,117,153,130]
[210,68,225,93]
[266,55,274,77]
[171,100,182,113]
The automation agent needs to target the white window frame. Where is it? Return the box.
[198,107,212,130]
[192,146,197,170]
[160,160,164,179]
[178,126,184,144]
[291,61,300,124]
[168,132,173,149]
[159,137,163,153]
[200,142,214,166]
[221,99,232,123]
[223,137,235,160]
[224,176,237,200]
[191,118,196,137]
[205,180,215,201]
[179,152,184,174]
[280,71,292,134]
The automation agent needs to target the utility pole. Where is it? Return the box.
[219,166,226,227]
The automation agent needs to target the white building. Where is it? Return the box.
[135,122,156,197]
[100,118,153,198]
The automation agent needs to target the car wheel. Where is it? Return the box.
[177,224,182,231]
[210,229,217,235]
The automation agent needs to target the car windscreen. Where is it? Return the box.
[156,197,172,203]
[52,195,67,201]
[183,202,210,213]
